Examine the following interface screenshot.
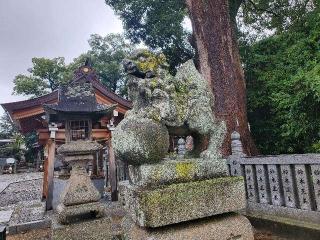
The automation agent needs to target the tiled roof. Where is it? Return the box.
[1,65,132,114]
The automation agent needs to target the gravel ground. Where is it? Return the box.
[6,228,288,240]
[0,172,42,185]
[7,228,51,240]
[0,172,45,227]
[254,230,291,240]
[0,179,42,207]
[0,172,42,195]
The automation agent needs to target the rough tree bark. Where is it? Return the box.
[186,0,258,156]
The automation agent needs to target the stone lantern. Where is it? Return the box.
[44,68,116,224]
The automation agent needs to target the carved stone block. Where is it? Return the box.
[295,165,312,210]
[280,165,297,208]
[310,164,320,211]
[267,164,283,206]
[119,177,246,228]
[255,165,270,204]
[244,165,258,202]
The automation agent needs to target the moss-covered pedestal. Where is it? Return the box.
[119,158,254,239]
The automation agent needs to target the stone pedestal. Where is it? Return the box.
[127,213,254,240]
[120,158,254,239]
[120,176,246,227]
[56,141,105,224]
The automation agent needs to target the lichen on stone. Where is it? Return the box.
[112,117,169,165]
[175,162,194,180]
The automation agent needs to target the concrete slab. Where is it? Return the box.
[0,182,9,194]
[0,210,13,224]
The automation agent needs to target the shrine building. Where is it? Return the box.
[1,61,132,178]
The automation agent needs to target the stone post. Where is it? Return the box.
[177,137,186,158]
[0,224,6,240]
[228,131,246,177]
[36,150,41,171]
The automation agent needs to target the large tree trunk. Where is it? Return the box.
[186,0,258,156]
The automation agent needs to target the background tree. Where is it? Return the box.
[13,57,67,97]
[105,0,194,73]
[0,112,17,139]
[239,0,317,36]
[106,0,319,155]
[87,33,134,96]
[243,9,320,154]
[185,0,257,156]
[0,112,26,160]
[13,34,134,98]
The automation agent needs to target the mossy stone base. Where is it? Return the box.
[129,158,229,187]
[127,213,254,240]
[119,176,246,228]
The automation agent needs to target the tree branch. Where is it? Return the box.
[245,0,281,17]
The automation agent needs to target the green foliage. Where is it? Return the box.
[0,133,25,160]
[239,0,316,38]
[243,9,320,154]
[12,34,135,98]
[0,113,36,161]
[105,0,193,72]
[24,131,38,162]
[105,0,315,70]
[13,57,68,97]
[0,112,17,139]
[86,34,134,96]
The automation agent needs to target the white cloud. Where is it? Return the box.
[0,0,123,115]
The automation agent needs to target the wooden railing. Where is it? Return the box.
[227,131,320,223]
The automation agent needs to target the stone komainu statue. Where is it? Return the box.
[112,58,226,165]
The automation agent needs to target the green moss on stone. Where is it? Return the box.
[175,162,194,180]
[136,176,245,227]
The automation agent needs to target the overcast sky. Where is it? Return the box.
[0,0,123,115]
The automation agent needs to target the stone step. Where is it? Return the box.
[8,219,51,235]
